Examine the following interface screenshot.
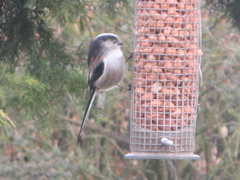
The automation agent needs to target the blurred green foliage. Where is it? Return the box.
[0,0,240,179]
[206,0,240,30]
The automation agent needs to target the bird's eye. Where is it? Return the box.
[113,40,117,44]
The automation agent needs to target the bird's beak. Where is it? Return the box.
[118,42,124,46]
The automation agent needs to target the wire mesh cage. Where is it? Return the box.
[125,0,202,160]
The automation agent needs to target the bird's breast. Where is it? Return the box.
[95,49,125,91]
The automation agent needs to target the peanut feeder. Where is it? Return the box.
[125,0,202,160]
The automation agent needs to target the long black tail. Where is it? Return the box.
[77,89,96,145]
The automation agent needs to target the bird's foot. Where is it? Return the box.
[118,84,131,91]
[125,52,134,63]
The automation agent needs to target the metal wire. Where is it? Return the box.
[130,0,202,154]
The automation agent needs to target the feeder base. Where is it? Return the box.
[124,153,200,160]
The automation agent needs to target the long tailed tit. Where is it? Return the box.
[77,33,125,144]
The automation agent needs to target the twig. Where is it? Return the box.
[199,68,240,98]
[59,115,130,144]
[206,26,236,52]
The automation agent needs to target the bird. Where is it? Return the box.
[77,33,125,144]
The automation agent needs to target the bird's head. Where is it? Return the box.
[94,33,123,51]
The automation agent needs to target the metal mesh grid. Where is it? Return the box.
[130,0,202,154]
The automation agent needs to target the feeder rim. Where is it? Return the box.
[124,153,200,160]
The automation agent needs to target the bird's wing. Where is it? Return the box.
[84,51,104,99]
[84,52,105,97]
[89,60,105,89]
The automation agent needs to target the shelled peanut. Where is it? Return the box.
[133,0,202,131]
